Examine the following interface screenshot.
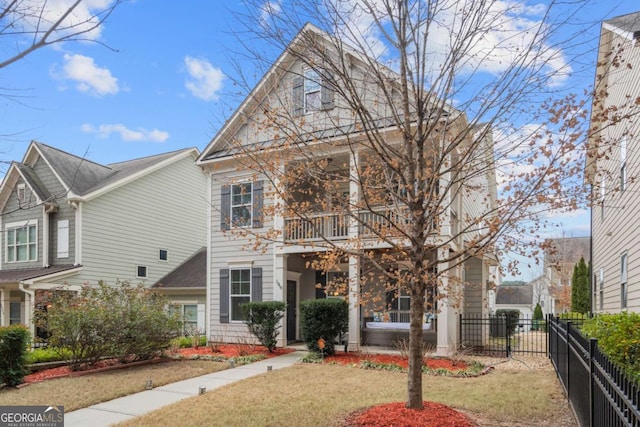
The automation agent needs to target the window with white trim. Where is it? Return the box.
[170,303,198,335]
[6,220,37,262]
[230,268,251,321]
[304,69,321,113]
[231,182,253,227]
[621,136,627,192]
[621,252,628,309]
[159,249,168,261]
[9,302,21,325]
[137,265,148,279]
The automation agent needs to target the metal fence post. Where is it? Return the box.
[566,321,572,398]
[589,338,596,427]
[505,314,511,358]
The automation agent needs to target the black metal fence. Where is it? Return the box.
[548,316,640,427]
[459,313,548,356]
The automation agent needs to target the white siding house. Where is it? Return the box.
[586,11,640,313]
[0,142,208,337]
[198,24,498,353]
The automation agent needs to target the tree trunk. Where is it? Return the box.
[407,290,426,409]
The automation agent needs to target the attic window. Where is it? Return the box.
[304,69,322,113]
[17,184,26,204]
[159,249,168,261]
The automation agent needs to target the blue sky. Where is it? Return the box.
[1,0,638,280]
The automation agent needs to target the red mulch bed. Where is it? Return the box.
[23,345,294,384]
[324,352,468,371]
[346,401,475,427]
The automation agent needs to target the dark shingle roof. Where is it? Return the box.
[0,265,79,284]
[32,142,195,197]
[153,247,206,289]
[605,11,640,34]
[15,163,52,202]
[495,285,533,305]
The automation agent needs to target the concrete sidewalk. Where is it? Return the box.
[64,351,305,427]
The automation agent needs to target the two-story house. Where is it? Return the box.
[586,11,640,313]
[197,24,498,354]
[0,142,208,337]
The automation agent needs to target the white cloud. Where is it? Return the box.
[12,0,117,42]
[82,123,169,142]
[259,0,283,28]
[183,56,225,101]
[61,54,119,96]
[333,0,570,85]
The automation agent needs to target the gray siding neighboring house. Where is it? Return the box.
[0,141,207,338]
[586,12,640,313]
[543,237,590,313]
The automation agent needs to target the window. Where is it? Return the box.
[9,302,21,325]
[6,221,37,262]
[230,269,251,321]
[621,253,628,309]
[231,182,253,227]
[221,181,263,231]
[304,69,321,113]
[291,69,334,116]
[17,184,26,205]
[621,137,627,192]
[137,265,148,278]
[170,304,198,334]
[220,267,262,323]
[159,249,168,261]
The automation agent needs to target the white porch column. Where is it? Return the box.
[274,252,287,348]
[346,150,361,351]
[0,289,9,326]
[437,247,457,356]
[348,255,360,351]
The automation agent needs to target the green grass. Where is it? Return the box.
[117,364,572,427]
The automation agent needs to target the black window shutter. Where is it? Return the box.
[220,269,230,323]
[315,270,327,299]
[252,267,262,302]
[320,71,335,110]
[252,180,263,228]
[292,76,304,116]
[220,185,231,231]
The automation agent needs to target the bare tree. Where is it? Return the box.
[214,0,602,409]
[0,0,122,70]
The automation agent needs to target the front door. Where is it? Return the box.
[286,279,297,342]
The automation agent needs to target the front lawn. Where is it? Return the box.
[0,360,226,412]
[117,363,575,427]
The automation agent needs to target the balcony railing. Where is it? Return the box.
[284,213,349,241]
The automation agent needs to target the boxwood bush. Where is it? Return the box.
[0,325,30,386]
[242,301,286,352]
[581,312,640,383]
[300,298,348,355]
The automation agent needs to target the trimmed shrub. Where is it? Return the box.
[242,301,286,352]
[0,325,30,386]
[533,303,543,321]
[300,299,348,355]
[26,347,72,364]
[582,312,640,383]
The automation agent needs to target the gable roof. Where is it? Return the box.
[603,11,640,36]
[153,247,206,289]
[495,284,533,305]
[0,142,199,209]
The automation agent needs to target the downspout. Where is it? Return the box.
[68,200,82,265]
[18,281,35,339]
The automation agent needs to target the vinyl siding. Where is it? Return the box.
[72,154,207,287]
[591,28,640,312]
[463,257,484,314]
[208,169,274,343]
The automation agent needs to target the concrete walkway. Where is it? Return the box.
[64,351,305,427]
